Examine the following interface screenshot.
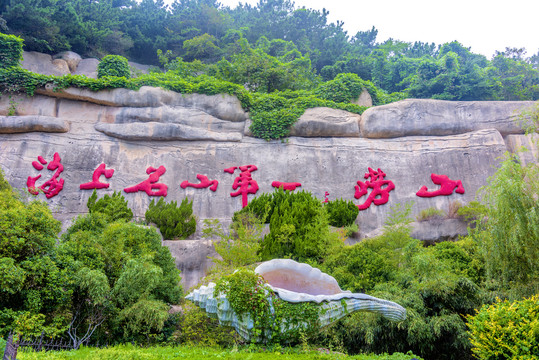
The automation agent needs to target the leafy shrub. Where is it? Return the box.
[466,295,539,360]
[203,212,264,277]
[86,190,133,223]
[416,207,445,221]
[317,204,485,360]
[97,55,130,78]
[324,198,359,227]
[173,302,238,346]
[477,154,539,298]
[214,268,320,344]
[314,73,365,103]
[0,167,11,191]
[145,197,196,240]
[257,189,342,262]
[0,32,23,68]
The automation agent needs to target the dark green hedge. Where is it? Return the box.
[0,32,23,69]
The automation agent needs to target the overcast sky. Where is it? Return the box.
[203,0,539,59]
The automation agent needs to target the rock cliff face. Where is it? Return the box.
[1,68,537,288]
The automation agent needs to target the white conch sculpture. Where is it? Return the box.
[186,259,406,342]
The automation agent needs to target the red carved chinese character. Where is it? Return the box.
[181,174,218,192]
[416,174,465,197]
[271,181,302,191]
[354,167,395,210]
[80,163,115,190]
[124,166,167,197]
[26,152,64,199]
[225,165,259,208]
[323,191,330,203]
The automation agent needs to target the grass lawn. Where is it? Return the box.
[17,344,422,360]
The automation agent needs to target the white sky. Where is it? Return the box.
[207,0,539,59]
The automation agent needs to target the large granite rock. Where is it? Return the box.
[361,99,535,138]
[73,58,100,78]
[289,107,360,137]
[53,51,82,72]
[1,84,536,288]
[21,51,71,76]
[0,116,69,133]
[162,240,218,291]
[36,86,248,122]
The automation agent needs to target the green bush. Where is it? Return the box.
[97,55,130,78]
[317,205,485,360]
[86,190,133,223]
[476,154,539,298]
[173,302,238,346]
[0,32,24,68]
[324,198,359,227]
[466,295,539,360]
[257,189,341,262]
[145,197,196,240]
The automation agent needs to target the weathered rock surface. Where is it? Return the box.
[289,107,360,137]
[36,86,248,122]
[411,218,469,243]
[163,239,218,291]
[95,122,243,142]
[0,116,69,133]
[505,133,539,167]
[21,51,71,76]
[361,99,535,138]
[73,58,100,78]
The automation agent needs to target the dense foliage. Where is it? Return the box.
[466,295,539,360]
[86,190,133,223]
[0,169,182,347]
[242,189,342,262]
[0,31,23,68]
[145,197,197,240]
[323,198,359,228]
[97,55,130,78]
[1,0,537,101]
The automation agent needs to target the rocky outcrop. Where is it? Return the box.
[95,122,243,142]
[0,115,69,133]
[411,218,469,243]
[163,240,218,291]
[22,50,151,80]
[361,99,535,138]
[289,107,360,137]
[53,51,82,72]
[21,51,71,76]
[72,58,100,78]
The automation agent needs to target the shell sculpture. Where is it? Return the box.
[186,259,406,342]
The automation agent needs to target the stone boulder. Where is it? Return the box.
[288,107,360,137]
[0,116,69,133]
[53,51,82,72]
[73,58,100,78]
[21,51,70,76]
[95,122,243,142]
[128,61,151,75]
[361,99,535,138]
[352,88,373,107]
[36,86,248,122]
